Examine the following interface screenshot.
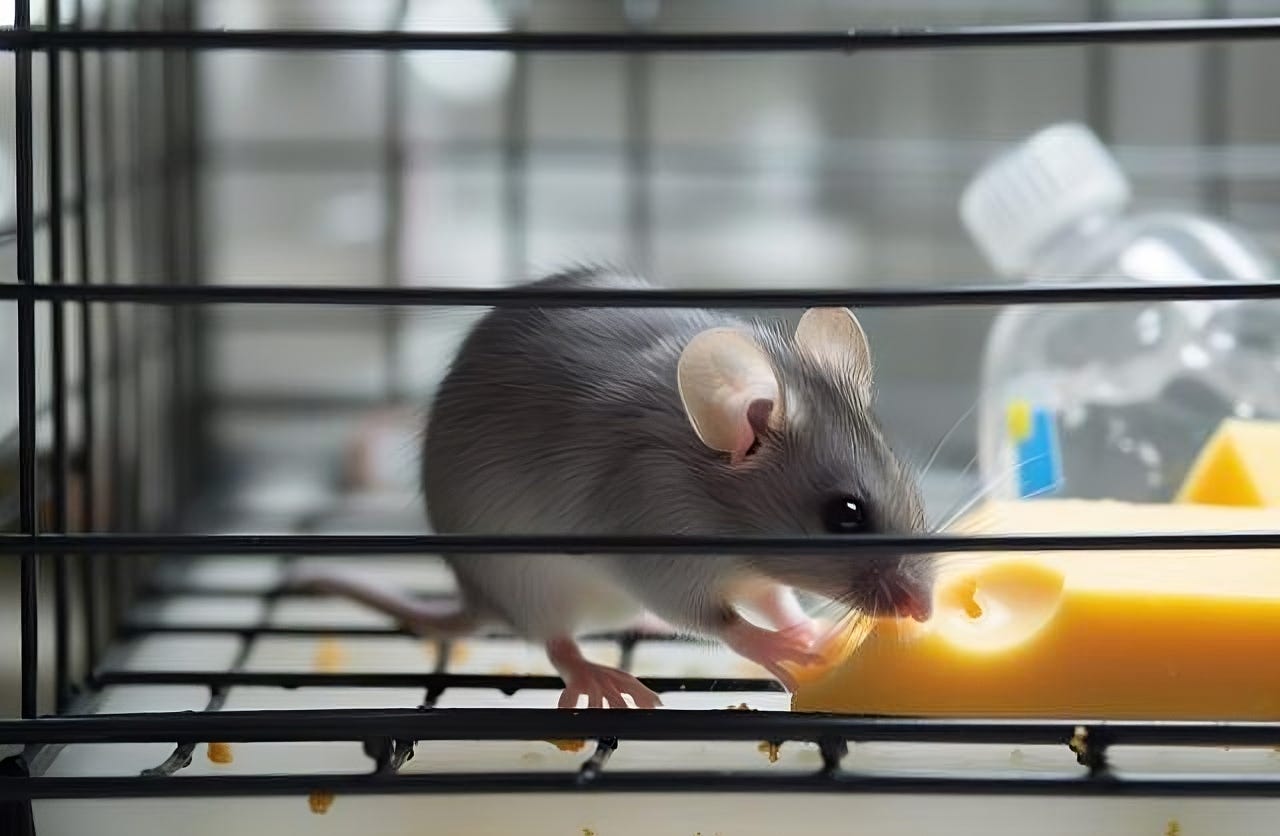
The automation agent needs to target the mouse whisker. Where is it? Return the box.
[935,452,1049,533]
[931,450,981,528]
[819,608,874,660]
[919,396,981,482]
[811,595,853,624]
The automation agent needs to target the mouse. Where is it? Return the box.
[291,265,935,708]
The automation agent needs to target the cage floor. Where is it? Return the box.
[28,480,1280,834]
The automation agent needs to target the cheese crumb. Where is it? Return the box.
[206,742,234,764]
[309,791,335,814]
[313,638,347,672]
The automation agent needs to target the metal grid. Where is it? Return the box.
[1,4,1280,823]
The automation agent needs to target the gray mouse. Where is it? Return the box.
[293,266,935,708]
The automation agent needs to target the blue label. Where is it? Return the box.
[1014,407,1063,499]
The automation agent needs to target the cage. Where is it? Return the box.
[3,2,1280,834]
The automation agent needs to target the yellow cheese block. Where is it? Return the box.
[1176,418,1280,507]
[792,499,1280,719]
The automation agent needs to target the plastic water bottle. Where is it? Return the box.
[961,123,1280,503]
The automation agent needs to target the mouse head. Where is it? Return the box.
[676,308,934,621]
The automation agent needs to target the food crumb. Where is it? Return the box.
[1068,726,1089,758]
[725,702,754,711]
[206,742,234,764]
[1165,820,1180,836]
[449,641,472,664]
[547,738,587,753]
[309,791,335,814]
[313,638,346,672]
[582,829,595,836]
[758,741,781,763]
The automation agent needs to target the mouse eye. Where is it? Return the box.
[824,495,867,534]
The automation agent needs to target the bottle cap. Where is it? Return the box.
[960,123,1131,276]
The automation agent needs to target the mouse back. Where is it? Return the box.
[422,267,742,534]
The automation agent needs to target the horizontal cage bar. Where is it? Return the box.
[89,671,779,692]
[3,280,1280,307]
[5,771,1280,801]
[116,621,684,641]
[2,531,1279,556]
[0,19,1278,52]
[3,709,1278,746]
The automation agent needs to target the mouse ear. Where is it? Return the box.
[677,327,781,458]
[795,307,873,391]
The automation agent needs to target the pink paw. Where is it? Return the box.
[778,617,823,647]
[723,619,824,692]
[558,663,663,710]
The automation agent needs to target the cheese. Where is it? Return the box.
[1176,418,1280,506]
[792,499,1280,719]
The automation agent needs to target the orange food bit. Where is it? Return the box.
[308,791,335,814]
[206,742,234,764]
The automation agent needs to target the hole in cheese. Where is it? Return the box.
[929,560,1066,653]
[940,577,984,619]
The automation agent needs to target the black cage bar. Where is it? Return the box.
[3,6,1280,821]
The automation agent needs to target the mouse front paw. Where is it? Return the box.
[777,617,823,647]
[722,619,824,692]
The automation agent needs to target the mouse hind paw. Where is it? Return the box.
[547,637,662,709]
[558,664,662,710]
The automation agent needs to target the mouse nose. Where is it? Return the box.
[893,586,933,623]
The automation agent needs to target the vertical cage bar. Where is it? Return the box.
[46,0,72,713]
[98,0,123,629]
[502,5,530,281]
[161,0,190,518]
[1200,0,1230,216]
[380,0,410,401]
[623,54,653,273]
[129,0,154,532]
[71,0,99,676]
[1086,0,1113,141]
[124,0,147,604]
[14,0,40,720]
[153,0,175,523]
[182,0,209,500]
[623,2,656,274]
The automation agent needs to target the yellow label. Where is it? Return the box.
[1005,399,1033,443]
